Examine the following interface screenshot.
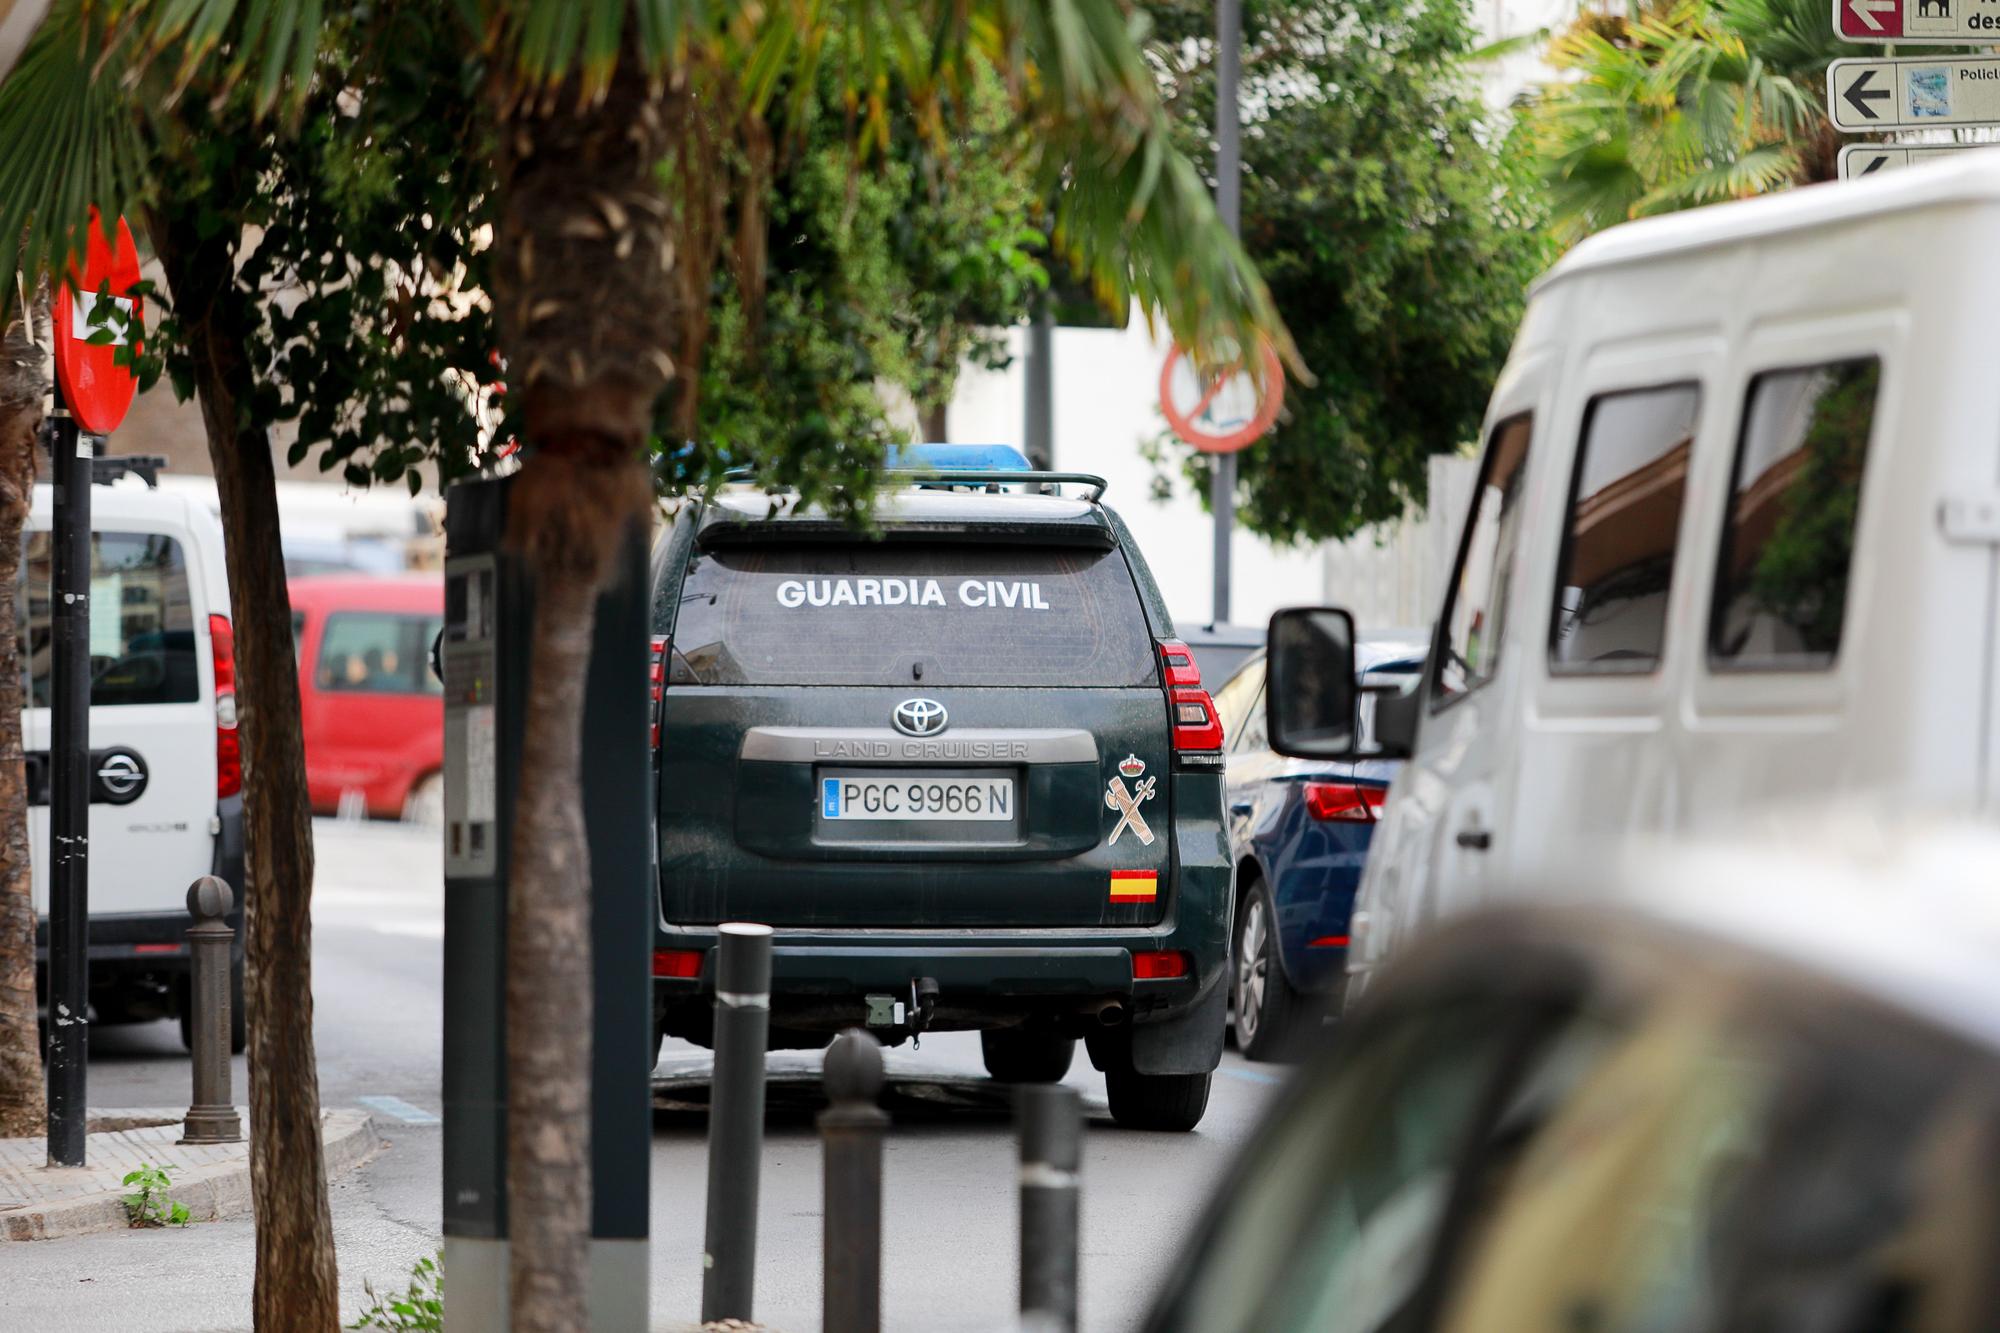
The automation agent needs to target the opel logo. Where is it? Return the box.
[95,749,148,805]
[892,698,948,737]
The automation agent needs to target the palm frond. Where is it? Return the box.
[0,1,149,321]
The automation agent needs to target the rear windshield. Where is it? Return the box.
[669,542,1157,688]
[21,531,200,707]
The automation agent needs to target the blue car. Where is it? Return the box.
[1214,633,1426,1061]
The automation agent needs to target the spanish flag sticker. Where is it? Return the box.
[1109,870,1158,902]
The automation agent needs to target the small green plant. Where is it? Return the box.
[349,1252,442,1331]
[121,1163,189,1228]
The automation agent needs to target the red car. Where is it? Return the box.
[290,574,444,820]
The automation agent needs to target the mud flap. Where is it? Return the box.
[1087,977,1227,1076]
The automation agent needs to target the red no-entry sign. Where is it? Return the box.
[52,214,144,435]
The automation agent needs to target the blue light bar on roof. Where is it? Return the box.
[886,443,1033,472]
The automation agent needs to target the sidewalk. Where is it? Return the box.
[0,1108,379,1240]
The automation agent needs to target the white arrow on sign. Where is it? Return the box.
[1849,0,1896,31]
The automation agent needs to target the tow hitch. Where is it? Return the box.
[860,977,941,1048]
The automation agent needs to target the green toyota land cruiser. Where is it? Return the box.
[646,457,1232,1130]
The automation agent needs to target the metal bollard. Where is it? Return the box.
[1017,1083,1082,1333]
[820,1029,887,1333]
[701,922,773,1323]
[179,876,242,1145]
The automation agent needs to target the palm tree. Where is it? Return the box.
[0,299,42,1142]
[1527,0,1816,243]
[0,3,1288,1327]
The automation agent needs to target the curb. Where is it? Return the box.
[1,1109,381,1241]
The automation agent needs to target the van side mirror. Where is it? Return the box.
[1265,608,1358,759]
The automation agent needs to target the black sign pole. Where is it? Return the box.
[45,387,90,1167]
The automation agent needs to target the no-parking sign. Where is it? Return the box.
[1158,338,1284,454]
[52,214,144,434]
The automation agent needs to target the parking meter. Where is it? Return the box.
[441,475,653,1330]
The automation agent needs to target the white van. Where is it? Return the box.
[1265,151,2000,1004]
[30,469,243,1050]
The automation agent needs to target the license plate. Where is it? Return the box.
[820,775,1015,822]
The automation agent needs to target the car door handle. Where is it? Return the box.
[1455,829,1492,851]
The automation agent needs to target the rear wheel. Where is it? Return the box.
[1104,1066,1211,1132]
[981,1026,1076,1083]
[1233,879,1302,1063]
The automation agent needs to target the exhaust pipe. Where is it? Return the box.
[1096,1002,1127,1027]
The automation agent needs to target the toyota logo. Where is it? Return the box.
[892,698,949,737]
[95,749,148,805]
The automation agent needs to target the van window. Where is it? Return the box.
[1549,385,1700,674]
[668,543,1157,688]
[1710,359,1879,671]
[20,532,199,707]
[1435,415,1534,709]
[315,613,444,695]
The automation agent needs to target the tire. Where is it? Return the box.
[981,1026,1076,1083]
[1233,877,1303,1063]
[1104,1066,1211,1132]
[402,772,444,826]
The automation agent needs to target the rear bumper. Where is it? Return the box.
[654,932,1219,1027]
[33,795,244,1011]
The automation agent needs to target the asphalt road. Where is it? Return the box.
[5,819,1285,1332]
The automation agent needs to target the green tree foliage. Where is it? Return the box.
[1143,0,1551,546]
[688,63,1046,480]
[1524,0,1823,243]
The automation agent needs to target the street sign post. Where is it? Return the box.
[44,213,144,1168]
[1833,0,2000,44]
[1829,57,2000,132]
[1838,141,1993,177]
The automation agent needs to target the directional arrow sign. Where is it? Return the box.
[1836,142,1996,178]
[1833,0,2000,44]
[1829,57,2000,131]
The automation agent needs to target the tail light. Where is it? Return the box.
[211,614,241,799]
[649,635,669,748]
[1158,639,1224,756]
[652,948,702,979]
[1304,781,1384,823]
[1132,950,1190,980]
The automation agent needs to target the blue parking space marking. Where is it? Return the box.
[357,1095,441,1125]
[1220,1068,1283,1086]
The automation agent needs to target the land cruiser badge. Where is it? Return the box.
[1105,755,1156,846]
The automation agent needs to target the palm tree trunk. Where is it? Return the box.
[502,560,597,1328]
[492,43,673,1330]
[151,212,338,1331]
[0,306,44,1141]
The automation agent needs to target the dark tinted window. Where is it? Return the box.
[1436,415,1534,707]
[20,532,199,707]
[1550,385,1700,674]
[1711,360,1879,671]
[669,543,1156,687]
[315,613,444,695]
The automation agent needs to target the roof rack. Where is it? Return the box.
[882,469,1108,502]
[706,467,1109,503]
[89,454,168,489]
